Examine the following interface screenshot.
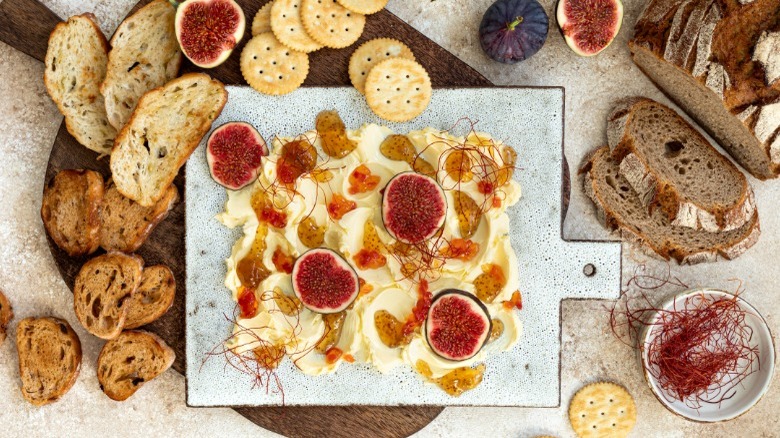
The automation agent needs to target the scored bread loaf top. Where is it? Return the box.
[124,265,176,329]
[16,317,82,406]
[44,14,116,155]
[583,146,760,264]
[97,330,175,401]
[101,0,181,130]
[630,0,780,179]
[110,73,227,207]
[607,97,755,232]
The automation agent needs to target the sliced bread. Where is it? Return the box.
[100,180,179,253]
[607,97,755,232]
[44,14,116,155]
[0,290,12,345]
[97,330,175,401]
[101,0,182,130]
[74,252,144,339]
[583,146,760,265]
[110,73,227,206]
[125,265,176,329]
[41,169,104,256]
[16,317,82,406]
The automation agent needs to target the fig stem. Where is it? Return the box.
[506,16,524,31]
[168,0,181,8]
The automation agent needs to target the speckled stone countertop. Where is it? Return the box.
[0,0,777,437]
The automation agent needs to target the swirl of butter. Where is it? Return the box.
[360,286,417,373]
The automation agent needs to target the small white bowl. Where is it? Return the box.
[640,289,775,422]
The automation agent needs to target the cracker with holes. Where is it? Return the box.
[241,32,310,95]
[569,382,637,438]
[252,0,274,36]
[349,38,415,94]
[301,0,365,49]
[336,0,387,15]
[271,0,322,53]
[364,58,432,122]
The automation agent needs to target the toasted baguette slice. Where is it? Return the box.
[100,180,179,252]
[74,252,144,339]
[16,317,82,406]
[0,290,12,345]
[125,265,176,329]
[97,330,175,401]
[583,147,760,265]
[608,98,755,232]
[101,0,182,130]
[41,169,105,256]
[44,14,116,155]
[110,73,227,206]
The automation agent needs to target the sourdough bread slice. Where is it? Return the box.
[101,0,181,130]
[630,0,780,179]
[16,317,82,406]
[100,180,179,252]
[44,14,116,155]
[0,290,12,345]
[607,97,755,232]
[583,147,760,264]
[41,169,104,256]
[124,265,176,329]
[74,252,144,339]
[110,73,227,206]
[97,330,175,401]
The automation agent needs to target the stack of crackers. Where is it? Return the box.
[242,0,433,122]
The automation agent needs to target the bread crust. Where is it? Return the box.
[97,330,175,401]
[41,169,105,256]
[0,290,12,345]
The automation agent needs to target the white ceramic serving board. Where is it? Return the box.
[186,87,622,407]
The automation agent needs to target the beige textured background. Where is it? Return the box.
[0,0,777,437]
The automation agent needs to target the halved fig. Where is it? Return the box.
[425,289,491,361]
[207,122,268,190]
[174,0,246,68]
[556,0,623,57]
[382,172,446,244]
[292,248,359,314]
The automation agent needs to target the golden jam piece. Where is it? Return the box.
[444,150,474,183]
[441,238,480,261]
[415,360,486,396]
[253,343,285,369]
[236,256,271,290]
[277,138,318,184]
[271,247,295,274]
[411,157,437,177]
[348,164,381,194]
[316,311,347,354]
[316,110,357,158]
[327,194,357,220]
[363,220,383,251]
[251,191,288,229]
[297,217,326,248]
[379,134,416,161]
[374,310,411,348]
[273,288,303,316]
[474,263,507,303]
[311,168,334,183]
[453,190,483,239]
[488,318,504,343]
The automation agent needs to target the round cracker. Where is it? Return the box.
[252,1,274,36]
[568,382,637,438]
[336,0,387,15]
[349,38,415,94]
[241,33,309,95]
[364,58,432,122]
[271,0,322,53]
[301,0,365,49]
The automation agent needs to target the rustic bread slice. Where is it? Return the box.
[41,169,104,256]
[44,14,116,155]
[607,97,755,232]
[101,0,182,130]
[583,147,760,264]
[16,317,82,406]
[0,290,12,345]
[97,330,175,401]
[74,252,144,339]
[100,180,179,252]
[124,265,176,329]
[110,73,227,206]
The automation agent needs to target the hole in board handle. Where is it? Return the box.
[583,264,596,277]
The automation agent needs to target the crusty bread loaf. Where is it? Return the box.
[101,0,181,130]
[97,330,175,401]
[124,265,176,329]
[583,146,760,264]
[44,14,116,155]
[41,169,104,256]
[607,97,755,232]
[16,317,82,406]
[110,73,227,206]
[100,180,179,252]
[0,290,12,345]
[74,252,144,339]
[630,0,780,179]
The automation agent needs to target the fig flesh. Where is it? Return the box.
[207,122,268,190]
[425,289,492,361]
[381,172,447,244]
[292,248,359,314]
[174,0,246,68]
[556,0,623,56]
[479,0,549,64]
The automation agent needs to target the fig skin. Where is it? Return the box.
[479,0,549,64]
[424,289,492,361]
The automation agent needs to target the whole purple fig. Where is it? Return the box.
[479,0,549,63]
